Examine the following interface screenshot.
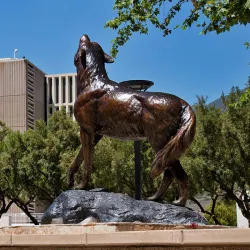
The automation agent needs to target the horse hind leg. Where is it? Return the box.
[170,160,188,206]
[148,159,188,206]
[148,168,174,201]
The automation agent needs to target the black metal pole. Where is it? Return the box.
[134,140,141,200]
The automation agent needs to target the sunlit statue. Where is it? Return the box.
[69,34,196,206]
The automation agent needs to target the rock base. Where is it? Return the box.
[41,190,207,225]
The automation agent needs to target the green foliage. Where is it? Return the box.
[232,78,250,108]
[0,109,80,221]
[204,200,237,226]
[235,89,250,107]
[105,0,250,57]
[91,138,170,200]
[183,88,250,223]
[92,138,134,194]
[245,42,250,49]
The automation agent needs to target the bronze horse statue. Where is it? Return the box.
[69,34,196,206]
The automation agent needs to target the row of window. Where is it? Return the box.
[27,63,35,129]
[48,105,74,117]
[47,76,74,105]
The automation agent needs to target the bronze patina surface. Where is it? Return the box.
[69,34,196,206]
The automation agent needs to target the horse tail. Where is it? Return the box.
[150,103,196,178]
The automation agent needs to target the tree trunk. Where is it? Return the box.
[0,191,14,219]
[0,200,14,219]
[15,202,39,225]
[211,171,250,223]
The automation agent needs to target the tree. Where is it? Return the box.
[91,138,166,199]
[105,0,250,56]
[233,77,250,108]
[0,109,80,224]
[204,200,237,226]
[182,96,226,225]
[182,88,250,225]
[0,121,14,219]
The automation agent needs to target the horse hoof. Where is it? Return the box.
[73,183,87,190]
[147,195,163,202]
[172,198,187,207]
[147,196,157,201]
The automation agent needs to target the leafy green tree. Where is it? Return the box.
[105,0,250,56]
[204,200,237,226]
[0,129,39,223]
[0,109,80,224]
[20,109,80,202]
[0,121,14,218]
[182,96,225,224]
[91,138,165,199]
[183,88,250,225]
[233,77,250,108]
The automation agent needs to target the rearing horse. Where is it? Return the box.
[69,34,196,206]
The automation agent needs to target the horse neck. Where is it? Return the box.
[88,64,110,88]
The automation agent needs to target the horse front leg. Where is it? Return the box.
[68,145,84,189]
[76,131,103,190]
[74,130,94,190]
[68,128,86,189]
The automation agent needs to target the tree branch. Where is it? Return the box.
[211,195,219,215]
[211,171,250,221]
[191,197,221,225]
[14,200,39,225]
[191,0,197,8]
[120,177,134,191]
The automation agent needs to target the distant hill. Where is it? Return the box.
[209,87,249,110]
[210,96,225,109]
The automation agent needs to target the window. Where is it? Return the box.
[69,106,73,117]
[69,76,73,103]
[62,77,66,103]
[55,78,59,103]
[48,78,52,104]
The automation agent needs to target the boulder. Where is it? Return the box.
[41,190,207,225]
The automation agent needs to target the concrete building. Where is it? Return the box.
[45,73,77,120]
[0,58,46,132]
[0,58,47,225]
[0,58,77,225]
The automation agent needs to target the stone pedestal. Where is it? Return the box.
[41,190,207,225]
[0,223,250,249]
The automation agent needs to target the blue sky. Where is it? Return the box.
[0,0,249,104]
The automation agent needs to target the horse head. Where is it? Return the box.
[75,34,115,91]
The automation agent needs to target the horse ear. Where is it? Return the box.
[104,52,114,63]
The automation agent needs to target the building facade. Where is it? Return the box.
[0,58,46,132]
[45,73,77,120]
[0,58,77,225]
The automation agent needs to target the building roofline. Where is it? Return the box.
[0,58,77,77]
[24,59,47,75]
[45,73,77,77]
[0,58,46,75]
